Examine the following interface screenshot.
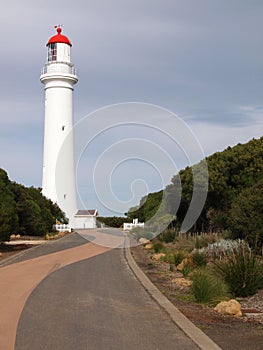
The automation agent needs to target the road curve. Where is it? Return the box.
[15,230,198,349]
[0,230,213,349]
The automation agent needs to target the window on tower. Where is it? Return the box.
[48,43,57,62]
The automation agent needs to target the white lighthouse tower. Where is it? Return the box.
[40,26,77,228]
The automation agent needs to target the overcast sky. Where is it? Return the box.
[1,0,263,216]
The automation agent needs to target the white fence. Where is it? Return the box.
[123,219,144,231]
[54,224,72,232]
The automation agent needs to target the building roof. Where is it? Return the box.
[47,27,72,47]
[75,210,98,216]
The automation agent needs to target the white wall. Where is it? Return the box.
[75,216,97,229]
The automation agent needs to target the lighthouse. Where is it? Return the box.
[40,26,77,228]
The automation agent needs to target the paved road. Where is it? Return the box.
[1,230,200,349]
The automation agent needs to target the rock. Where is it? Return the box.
[10,234,16,241]
[15,234,21,239]
[57,232,65,238]
[177,257,193,271]
[45,234,50,240]
[139,238,150,245]
[151,253,166,261]
[0,252,2,257]
[172,277,192,287]
[214,299,242,317]
[144,243,153,250]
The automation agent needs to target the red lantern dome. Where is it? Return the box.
[47,27,72,47]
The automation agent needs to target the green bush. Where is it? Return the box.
[181,264,191,277]
[191,268,228,303]
[153,242,164,253]
[158,229,178,243]
[191,250,207,267]
[214,242,263,297]
[166,253,176,265]
[173,251,187,266]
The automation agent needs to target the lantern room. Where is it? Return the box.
[46,27,72,64]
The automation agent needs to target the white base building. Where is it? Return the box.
[74,210,98,229]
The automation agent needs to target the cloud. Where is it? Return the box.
[0,0,263,215]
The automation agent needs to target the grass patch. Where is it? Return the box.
[181,264,192,277]
[153,242,165,253]
[176,293,196,302]
[173,250,188,266]
[214,242,263,297]
[191,250,207,267]
[191,268,229,304]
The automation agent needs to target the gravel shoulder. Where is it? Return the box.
[131,244,263,350]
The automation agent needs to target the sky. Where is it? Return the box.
[1,0,263,216]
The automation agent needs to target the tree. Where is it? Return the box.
[97,216,130,228]
[0,169,18,241]
[228,179,263,251]
[127,136,263,237]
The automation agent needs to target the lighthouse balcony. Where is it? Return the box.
[41,62,77,76]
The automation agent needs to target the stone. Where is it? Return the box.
[139,238,150,245]
[172,277,192,287]
[214,299,242,317]
[177,257,193,271]
[57,232,65,238]
[10,234,16,241]
[144,243,153,250]
[15,234,21,239]
[151,253,166,261]
[0,252,2,257]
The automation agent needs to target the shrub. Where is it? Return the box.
[153,242,164,253]
[173,251,187,266]
[191,250,207,267]
[158,229,178,243]
[191,268,228,303]
[181,264,191,277]
[214,242,263,297]
[205,238,250,260]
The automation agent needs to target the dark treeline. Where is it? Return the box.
[126,137,263,250]
[97,216,132,228]
[0,169,67,241]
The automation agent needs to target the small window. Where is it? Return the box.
[62,125,65,131]
[48,43,57,62]
[64,194,67,199]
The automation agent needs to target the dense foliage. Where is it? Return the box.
[0,168,67,241]
[127,137,263,249]
[125,190,163,222]
[97,216,131,228]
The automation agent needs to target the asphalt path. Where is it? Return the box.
[10,230,199,350]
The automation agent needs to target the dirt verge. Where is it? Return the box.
[131,245,263,350]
